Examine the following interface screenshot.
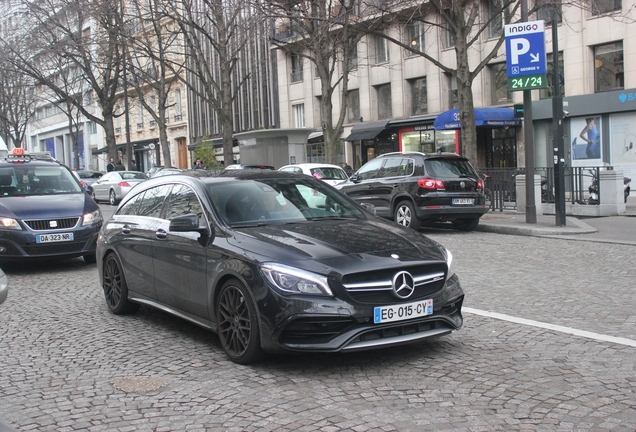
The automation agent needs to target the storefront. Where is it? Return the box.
[531,88,636,180]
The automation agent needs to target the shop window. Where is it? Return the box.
[346,90,361,123]
[594,41,623,92]
[406,22,424,56]
[374,34,389,63]
[376,84,392,119]
[489,63,511,104]
[591,0,621,15]
[291,52,303,82]
[540,52,565,99]
[409,77,428,115]
[292,103,305,128]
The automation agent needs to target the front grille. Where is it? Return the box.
[24,218,80,231]
[341,264,447,304]
[23,241,86,256]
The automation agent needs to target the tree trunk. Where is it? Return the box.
[455,37,477,163]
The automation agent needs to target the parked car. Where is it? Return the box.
[73,170,104,186]
[97,170,464,364]
[335,152,488,231]
[152,168,190,177]
[278,163,349,186]
[92,171,148,205]
[146,166,165,177]
[223,164,275,171]
[0,268,7,305]
[0,148,103,263]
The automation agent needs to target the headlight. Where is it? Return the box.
[0,218,21,230]
[440,246,454,281]
[82,209,103,226]
[260,263,333,296]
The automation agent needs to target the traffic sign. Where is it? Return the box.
[505,20,547,78]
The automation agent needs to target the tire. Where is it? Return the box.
[102,253,140,315]
[394,201,420,230]
[452,218,480,232]
[109,190,118,206]
[216,279,263,364]
[83,253,97,264]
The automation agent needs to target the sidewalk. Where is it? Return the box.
[476,195,636,245]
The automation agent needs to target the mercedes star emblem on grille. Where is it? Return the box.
[392,271,415,299]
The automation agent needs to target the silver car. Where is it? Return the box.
[92,171,148,205]
[0,268,7,305]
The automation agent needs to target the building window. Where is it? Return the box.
[292,103,305,128]
[446,73,458,109]
[347,40,358,71]
[540,52,565,99]
[538,2,562,23]
[137,100,144,128]
[174,89,182,121]
[346,89,360,123]
[291,52,303,82]
[409,77,427,115]
[406,22,424,55]
[86,121,97,135]
[376,84,392,119]
[374,34,389,64]
[490,63,511,104]
[488,0,505,38]
[594,41,623,92]
[443,23,455,48]
[591,0,621,15]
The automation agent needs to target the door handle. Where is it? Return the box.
[122,225,131,235]
[155,229,167,239]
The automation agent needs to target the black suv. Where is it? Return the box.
[335,152,488,231]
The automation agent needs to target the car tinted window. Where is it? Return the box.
[121,172,148,180]
[378,158,414,178]
[164,185,203,220]
[356,158,384,180]
[310,167,347,180]
[424,158,477,178]
[117,191,145,216]
[137,185,171,217]
[0,165,81,196]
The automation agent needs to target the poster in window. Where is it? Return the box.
[570,116,602,166]
[609,113,636,164]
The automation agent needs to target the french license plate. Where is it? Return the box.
[374,299,433,324]
[452,198,474,205]
[36,233,74,243]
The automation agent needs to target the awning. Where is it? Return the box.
[91,138,159,155]
[344,120,389,141]
[434,108,522,130]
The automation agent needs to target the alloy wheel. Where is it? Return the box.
[217,285,252,358]
[103,256,123,309]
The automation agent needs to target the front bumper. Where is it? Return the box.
[256,274,464,354]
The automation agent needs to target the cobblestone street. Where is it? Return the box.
[1,229,635,431]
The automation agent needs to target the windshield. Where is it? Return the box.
[207,177,366,227]
[0,165,83,197]
[310,167,348,180]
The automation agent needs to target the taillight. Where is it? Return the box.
[80,180,88,187]
[477,179,484,190]
[418,178,445,190]
[118,181,131,187]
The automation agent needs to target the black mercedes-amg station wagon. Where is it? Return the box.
[97,170,464,363]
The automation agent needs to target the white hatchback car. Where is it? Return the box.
[278,163,348,186]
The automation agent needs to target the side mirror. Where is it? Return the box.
[350,174,360,183]
[359,202,376,215]
[169,214,207,233]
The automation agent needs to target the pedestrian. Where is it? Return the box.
[114,159,125,171]
[192,158,205,170]
[107,157,116,172]
[340,162,353,177]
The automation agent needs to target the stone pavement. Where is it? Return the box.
[477,195,636,245]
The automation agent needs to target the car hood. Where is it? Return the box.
[0,194,92,219]
[227,218,446,270]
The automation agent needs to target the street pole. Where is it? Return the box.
[521,0,536,224]
[121,0,132,171]
[552,13,566,226]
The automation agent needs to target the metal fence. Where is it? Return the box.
[476,166,603,212]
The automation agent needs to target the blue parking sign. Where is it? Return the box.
[505,21,547,78]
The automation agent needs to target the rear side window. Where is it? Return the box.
[424,158,477,178]
[356,158,384,180]
[378,158,414,178]
[117,192,144,215]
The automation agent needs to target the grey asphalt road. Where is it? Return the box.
[1,206,635,431]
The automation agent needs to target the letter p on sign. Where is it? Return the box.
[510,38,530,65]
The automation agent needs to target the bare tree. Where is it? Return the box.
[170,0,268,166]
[265,0,368,164]
[3,0,125,162]
[122,0,186,168]
[0,55,38,149]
